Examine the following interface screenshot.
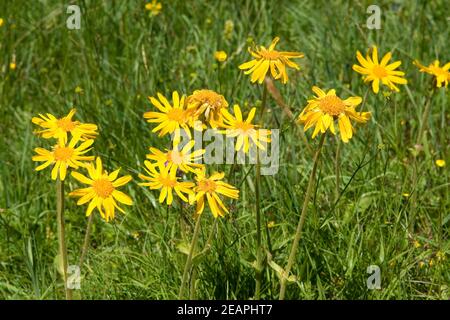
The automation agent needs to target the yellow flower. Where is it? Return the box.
[221,104,271,153]
[69,157,133,222]
[413,240,421,248]
[239,37,304,84]
[352,46,407,93]
[0,18,4,27]
[297,86,371,143]
[402,193,410,198]
[186,89,228,128]
[9,62,16,70]
[146,140,205,173]
[414,60,450,88]
[267,221,275,228]
[145,0,162,16]
[143,91,192,143]
[32,137,94,181]
[139,161,194,205]
[32,109,98,144]
[435,159,446,167]
[191,170,239,218]
[214,51,227,62]
[75,86,83,94]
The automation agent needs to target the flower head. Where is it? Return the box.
[145,0,162,16]
[146,140,205,173]
[214,51,227,62]
[414,60,450,88]
[353,46,407,93]
[69,157,133,222]
[239,37,304,84]
[191,170,239,218]
[186,89,228,128]
[32,109,98,144]
[298,86,371,143]
[32,137,94,180]
[221,104,271,153]
[139,161,194,205]
[435,159,446,168]
[144,91,192,143]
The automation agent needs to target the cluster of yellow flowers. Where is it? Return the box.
[238,38,448,143]
[138,89,261,218]
[32,109,133,222]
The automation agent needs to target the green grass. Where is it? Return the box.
[0,0,448,299]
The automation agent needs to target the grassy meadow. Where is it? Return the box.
[0,0,448,300]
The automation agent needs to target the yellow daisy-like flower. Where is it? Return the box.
[145,0,162,16]
[352,46,407,93]
[239,37,304,84]
[214,51,227,62]
[191,170,239,218]
[139,161,194,205]
[221,104,271,153]
[297,86,371,143]
[146,140,205,173]
[32,137,94,181]
[414,60,450,88]
[143,91,192,143]
[69,157,133,222]
[435,159,446,168]
[32,109,98,144]
[186,89,229,128]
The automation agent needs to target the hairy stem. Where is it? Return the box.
[178,214,202,299]
[57,179,72,300]
[279,133,326,300]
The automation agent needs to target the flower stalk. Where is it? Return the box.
[254,83,268,299]
[56,179,72,300]
[279,133,326,300]
[179,213,203,299]
[79,213,94,269]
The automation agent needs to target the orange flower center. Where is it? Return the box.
[167,150,183,165]
[259,49,281,60]
[53,146,74,161]
[92,178,115,198]
[167,109,186,122]
[234,121,254,134]
[57,118,76,132]
[197,179,217,193]
[318,95,346,116]
[372,65,388,78]
[188,90,226,118]
[429,66,447,77]
[159,176,177,187]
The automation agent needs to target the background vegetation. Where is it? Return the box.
[0,0,448,299]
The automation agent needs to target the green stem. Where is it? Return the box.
[57,179,72,300]
[335,135,341,202]
[178,213,203,299]
[279,133,326,300]
[189,219,218,300]
[79,213,94,270]
[254,84,268,299]
[410,87,435,232]
[415,88,434,145]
